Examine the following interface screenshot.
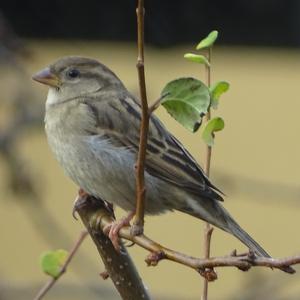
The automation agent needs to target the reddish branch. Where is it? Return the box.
[133,0,167,235]
[132,0,148,235]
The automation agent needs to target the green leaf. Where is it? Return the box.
[209,81,230,109]
[184,53,210,66]
[40,249,68,278]
[202,117,225,146]
[196,30,219,50]
[161,78,210,132]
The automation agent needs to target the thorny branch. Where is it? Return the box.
[33,231,89,300]
[82,197,298,278]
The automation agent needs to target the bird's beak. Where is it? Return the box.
[32,67,60,88]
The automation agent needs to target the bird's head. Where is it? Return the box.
[32,56,123,105]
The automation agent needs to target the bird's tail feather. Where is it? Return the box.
[225,214,270,257]
[179,198,295,273]
[224,215,295,273]
[180,198,270,257]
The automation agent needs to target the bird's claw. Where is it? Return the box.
[103,211,135,252]
[72,188,89,220]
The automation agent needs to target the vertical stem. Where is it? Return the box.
[204,48,212,176]
[202,47,213,300]
[133,0,149,235]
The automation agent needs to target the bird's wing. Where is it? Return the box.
[146,115,224,201]
[82,95,224,202]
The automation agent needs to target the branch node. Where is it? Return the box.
[247,250,256,261]
[198,268,218,282]
[131,223,144,236]
[236,263,251,272]
[145,251,165,266]
[99,270,110,280]
[136,60,144,68]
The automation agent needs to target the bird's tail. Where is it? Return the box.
[180,198,295,273]
[223,212,270,257]
[180,198,270,257]
[217,210,295,273]
[223,214,295,273]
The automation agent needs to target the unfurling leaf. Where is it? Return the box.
[184,53,210,66]
[209,81,230,109]
[196,30,219,50]
[202,117,225,146]
[161,78,210,132]
[40,249,68,278]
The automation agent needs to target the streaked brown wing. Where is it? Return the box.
[146,116,224,201]
[84,95,223,201]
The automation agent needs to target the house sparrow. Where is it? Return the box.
[33,56,269,257]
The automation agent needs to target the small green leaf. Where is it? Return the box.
[196,30,219,50]
[161,78,210,132]
[202,117,224,146]
[40,249,68,278]
[209,81,230,109]
[184,53,210,66]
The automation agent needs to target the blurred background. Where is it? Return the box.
[0,1,300,299]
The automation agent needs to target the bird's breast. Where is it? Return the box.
[45,121,139,209]
[44,108,174,214]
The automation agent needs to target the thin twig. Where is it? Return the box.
[132,0,149,235]
[84,199,298,276]
[202,47,212,300]
[33,230,88,300]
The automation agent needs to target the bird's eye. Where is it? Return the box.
[67,69,80,79]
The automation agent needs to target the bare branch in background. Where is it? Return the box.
[33,231,88,300]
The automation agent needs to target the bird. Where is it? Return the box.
[33,55,270,258]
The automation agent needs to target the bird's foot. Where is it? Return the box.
[103,211,135,251]
[72,188,89,219]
